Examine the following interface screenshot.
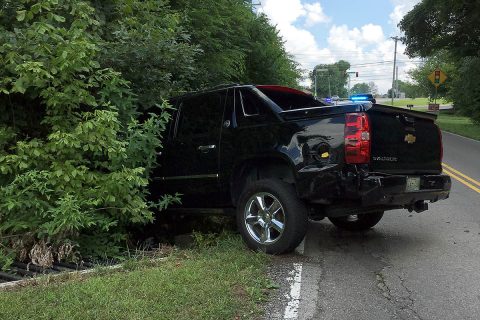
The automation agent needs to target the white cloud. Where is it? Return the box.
[260,0,306,26]
[326,24,384,51]
[389,0,421,29]
[258,0,332,79]
[259,0,330,27]
[361,24,384,43]
[258,0,420,94]
[304,3,330,27]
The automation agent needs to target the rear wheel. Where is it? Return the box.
[328,211,384,231]
[236,179,308,254]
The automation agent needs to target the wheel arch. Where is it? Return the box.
[230,156,296,207]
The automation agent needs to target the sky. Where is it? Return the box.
[256,0,422,94]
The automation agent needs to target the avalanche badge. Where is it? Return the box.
[404,133,416,144]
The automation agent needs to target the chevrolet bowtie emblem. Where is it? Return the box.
[404,133,416,144]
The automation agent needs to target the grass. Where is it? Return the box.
[0,234,270,320]
[436,114,480,141]
[382,97,448,108]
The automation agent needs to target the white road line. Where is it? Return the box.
[283,262,303,320]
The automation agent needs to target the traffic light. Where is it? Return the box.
[434,70,440,84]
[356,72,359,77]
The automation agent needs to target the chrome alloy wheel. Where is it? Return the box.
[244,192,286,244]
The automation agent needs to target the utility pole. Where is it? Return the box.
[348,73,351,96]
[247,0,261,11]
[346,71,356,97]
[314,68,317,98]
[328,74,331,98]
[391,36,400,105]
[396,66,399,98]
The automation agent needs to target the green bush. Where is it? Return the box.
[450,57,480,124]
[0,0,176,268]
[0,0,302,269]
[93,0,199,109]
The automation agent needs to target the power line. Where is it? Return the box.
[350,79,393,81]
[351,76,394,80]
[350,61,394,66]
[291,57,423,66]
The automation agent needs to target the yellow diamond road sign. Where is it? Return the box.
[428,68,447,87]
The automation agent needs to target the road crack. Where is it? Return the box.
[398,275,424,320]
[375,267,424,320]
[376,270,393,301]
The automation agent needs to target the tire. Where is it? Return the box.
[236,179,308,254]
[328,211,384,231]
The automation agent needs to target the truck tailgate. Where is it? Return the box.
[367,105,442,174]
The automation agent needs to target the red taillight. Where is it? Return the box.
[345,112,371,164]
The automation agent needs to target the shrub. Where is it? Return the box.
[0,0,176,268]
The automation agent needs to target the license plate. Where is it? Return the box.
[406,177,421,192]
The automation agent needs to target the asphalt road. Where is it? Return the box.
[265,131,480,320]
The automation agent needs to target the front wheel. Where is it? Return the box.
[328,211,384,231]
[236,179,308,254]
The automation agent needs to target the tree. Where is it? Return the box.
[92,0,199,109]
[350,83,370,95]
[310,60,350,97]
[398,80,424,99]
[407,51,456,100]
[449,57,480,122]
[368,82,378,95]
[244,14,301,87]
[92,0,300,106]
[169,0,300,89]
[400,0,480,122]
[400,0,480,59]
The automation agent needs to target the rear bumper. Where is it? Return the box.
[354,174,451,207]
[299,169,451,208]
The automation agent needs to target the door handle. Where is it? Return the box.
[198,145,216,152]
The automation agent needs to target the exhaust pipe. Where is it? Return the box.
[408,201,428,213]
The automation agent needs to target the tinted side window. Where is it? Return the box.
[240,89,266,116]
[176,92,224,138]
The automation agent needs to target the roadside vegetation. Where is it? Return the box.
[0,0,300,267]
[0,234,271,320]
[436,114,480,141]
[383,98,448,108]
[400,0,480,124]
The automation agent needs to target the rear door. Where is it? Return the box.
[160,91,226,207]
[367,105,442,174]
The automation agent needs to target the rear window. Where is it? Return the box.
[257,87,326,111]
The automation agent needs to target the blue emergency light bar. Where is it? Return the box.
[350,95,368,101]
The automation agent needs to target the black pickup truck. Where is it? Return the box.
[150,84,451,254]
